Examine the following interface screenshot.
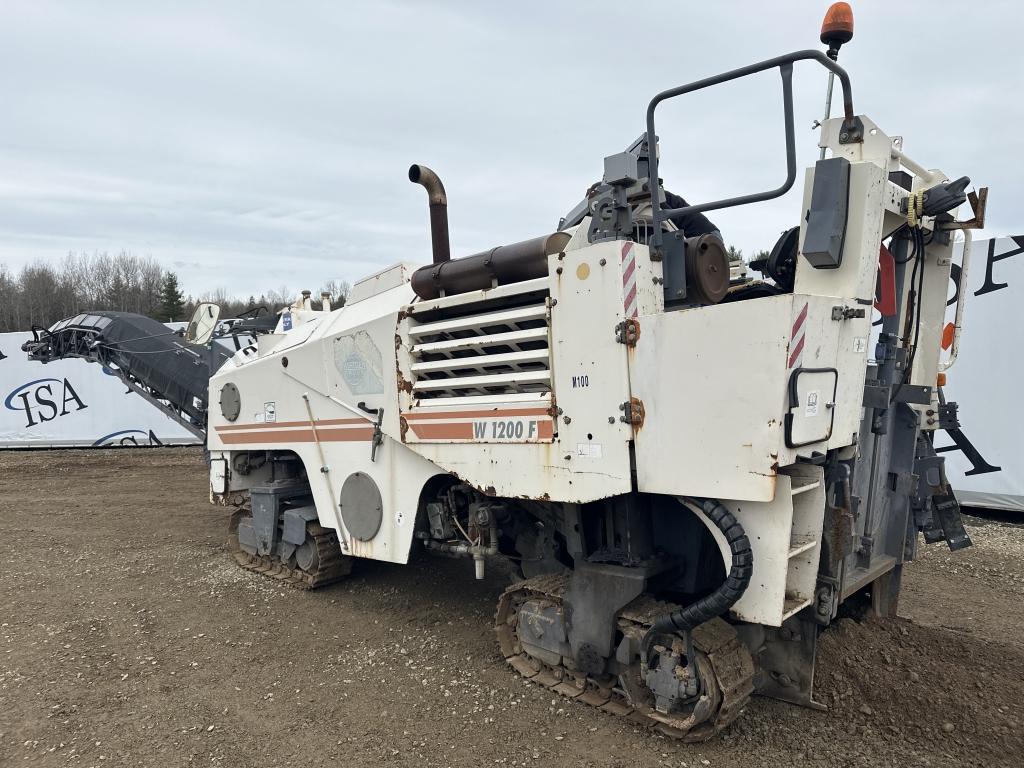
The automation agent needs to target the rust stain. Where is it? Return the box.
[396,369,413,394]
[628,318,641,346]
[484,485,497,497]
[628,396,645,431]
[399,415,409,442]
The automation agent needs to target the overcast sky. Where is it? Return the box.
[1,1,1020,299]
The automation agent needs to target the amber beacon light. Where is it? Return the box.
[820,2,854,56]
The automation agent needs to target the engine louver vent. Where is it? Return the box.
[407,300,551,403]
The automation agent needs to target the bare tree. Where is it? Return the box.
[0,254,358,332]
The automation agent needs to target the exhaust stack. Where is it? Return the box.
[408,164,450,264]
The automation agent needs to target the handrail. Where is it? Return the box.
[646,49,860,252]
[939,229,971,373]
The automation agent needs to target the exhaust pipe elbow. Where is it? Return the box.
[409,164,451,265]
[408,164,447,206]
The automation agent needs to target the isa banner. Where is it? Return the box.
[0,331,199,448]
[940,235,1024,512]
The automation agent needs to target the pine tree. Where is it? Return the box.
[158,271,186,322]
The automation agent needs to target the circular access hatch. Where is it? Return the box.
[220,382,241,422]
[339,472,383,542]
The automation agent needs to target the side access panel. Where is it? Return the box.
[630,294,840,502]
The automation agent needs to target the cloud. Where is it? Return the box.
[0,0,1019,298]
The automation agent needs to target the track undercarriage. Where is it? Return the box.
[496,573,755,741]
[228,503,353,589]
[225,482,756,740]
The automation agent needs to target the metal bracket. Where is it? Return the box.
[837,115,864,144]
[862,382,890,410]
[831,305,866,321]
[892,384,932,406]
[619,397,646,428]
[358,401,385,462]
[947,187,988,230]
[936,399,961,431]
[587,184,633,243]
[932,494,972,551]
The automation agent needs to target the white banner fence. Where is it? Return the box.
[939,235,1024,511]
[0,330,199,448]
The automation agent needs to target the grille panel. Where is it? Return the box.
[408,299,551,401]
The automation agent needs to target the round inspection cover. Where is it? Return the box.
[339,472,383,542]
[220,382,241,422]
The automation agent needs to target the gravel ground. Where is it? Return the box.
[1,447,1022,767]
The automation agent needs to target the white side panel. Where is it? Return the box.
[631,295,793,502]
[793,161,885,450]
[794,161,887,302]
[548,239,635,492]
[394,240,636,502]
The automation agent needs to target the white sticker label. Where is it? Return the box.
[264,401,277,423]
[576,443,603,459]
[254,413,265,423]
[853,337,867,354]
[805,391,820,417]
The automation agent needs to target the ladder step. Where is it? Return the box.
[791,480,822,497]
[788,538,818,558]
[781,595,814,622]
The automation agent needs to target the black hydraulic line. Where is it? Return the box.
[646,498,753,642]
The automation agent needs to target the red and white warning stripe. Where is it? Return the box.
[621,242,638,318]
[788,301,808,369]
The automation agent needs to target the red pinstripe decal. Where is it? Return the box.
[791,303,809,337]
[787,336,806,369]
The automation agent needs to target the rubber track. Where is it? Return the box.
[232,524,352,590]
[495,573,755,741]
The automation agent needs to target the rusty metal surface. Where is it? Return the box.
[953,187,988,230]
[621,396,646,430]
[410,232,571,301]
[615,318,641,347]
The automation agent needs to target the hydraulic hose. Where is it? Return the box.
[648,498,753,641]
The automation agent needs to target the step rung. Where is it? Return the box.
[781,596,814,622]
[791,479,822,497]
[788,538,818,558]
